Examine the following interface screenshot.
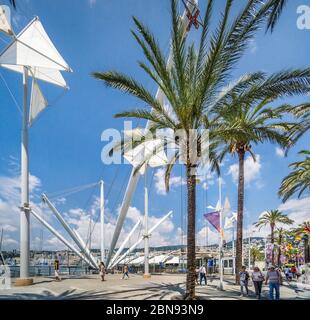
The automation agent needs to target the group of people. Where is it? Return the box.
[239,265,283,300]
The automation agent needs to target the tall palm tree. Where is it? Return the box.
[93,0,291,298]
[250,246,264,266]
[274,227,288,266]
[292,221,310,263]
[255,210,293,265]
[279,150,310,202]
[210,75,310,283]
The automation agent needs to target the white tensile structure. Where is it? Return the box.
[105,0,199,270]
[0,15,71,284]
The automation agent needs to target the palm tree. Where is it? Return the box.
[264,0,288,32]
[93,0,292,298]
[250,246,264,266]
[210,74,310,283]
[292,221,310,263]
[274,227,288,266]
[279,150,310,202]
[255,210,293,265]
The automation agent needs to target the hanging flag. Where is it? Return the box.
[224,212,237,230]
[29,79,48,126]
[0,17,71,71]
[204,211,220,232]
[0,5,13,35]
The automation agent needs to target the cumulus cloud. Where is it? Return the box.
[154,168,185,195]
[227,154,262,186]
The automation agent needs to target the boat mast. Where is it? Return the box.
[100,180,105,263]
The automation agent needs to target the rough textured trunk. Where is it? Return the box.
[185,164,196,299]
[235,149,245,284]
[305,239,310,263]
[277,234,282,266]
[270,224,275,265]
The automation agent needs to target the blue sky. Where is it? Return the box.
[0,0,309,251]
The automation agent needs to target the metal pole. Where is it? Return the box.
[248,231,251,270]
[30,210,93,267]
[108,220,141,269]
[100,180,105,263]
[42,194,98,269]
[105,0,199,268]
[18,66,33,285]
[143,169,150,278]
[219,177,224,290]
[111,211,173,269]
[232,221,235,275]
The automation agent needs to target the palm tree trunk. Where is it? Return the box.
[271,224,275,265]
[185,164,196,300]
[235,149,245,284]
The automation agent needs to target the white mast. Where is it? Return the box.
[100,180,105,263]
[0,16,71,285]
[19,66,31,284]
[105,0,199,268]
[143,169,150,278]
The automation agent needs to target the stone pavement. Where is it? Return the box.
[0,273,309,300]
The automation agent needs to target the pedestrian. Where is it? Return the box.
[195,266,200,285]
[265,265,282,300]
[251,266,265,299]
[199,265,207,285]
[122,264,129,279]
[99,261,106,281]
[54,258,61,281]
[239,266,249,297]
[291,266,297,279]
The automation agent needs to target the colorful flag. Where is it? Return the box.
[204,211,220,232]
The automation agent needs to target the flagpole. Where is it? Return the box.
[218,177,224,290]
[143,167,150,279]
[100,180,105,263]
[17,67,33,286]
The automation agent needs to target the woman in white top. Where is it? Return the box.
[251,266,265,299]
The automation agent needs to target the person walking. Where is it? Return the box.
[239,266,249,297]
[251,266,265,299]
[199,265,207,285]
[54,257,61,281]
[122,264,129,279]
[265,265,282,300]
[99,261,106,281]
[195,266,200,285]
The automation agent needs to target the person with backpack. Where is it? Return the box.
[265,265,282,300]
[239,266,249,297]
[251,266,265,299]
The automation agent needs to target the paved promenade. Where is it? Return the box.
[0,273,309,300]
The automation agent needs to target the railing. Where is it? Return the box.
[8,265,92,278]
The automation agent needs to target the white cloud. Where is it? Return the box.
[227,154,262,186]
[154,168,185,195]
[275,147,285,158]
[278,197,310,227]
[249,39,257,54]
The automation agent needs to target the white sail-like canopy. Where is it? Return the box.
[0,64,67,88]
[0,5,13,35]
[29,79,48,126]
[0,17,71,71]
[124,139,168,174]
